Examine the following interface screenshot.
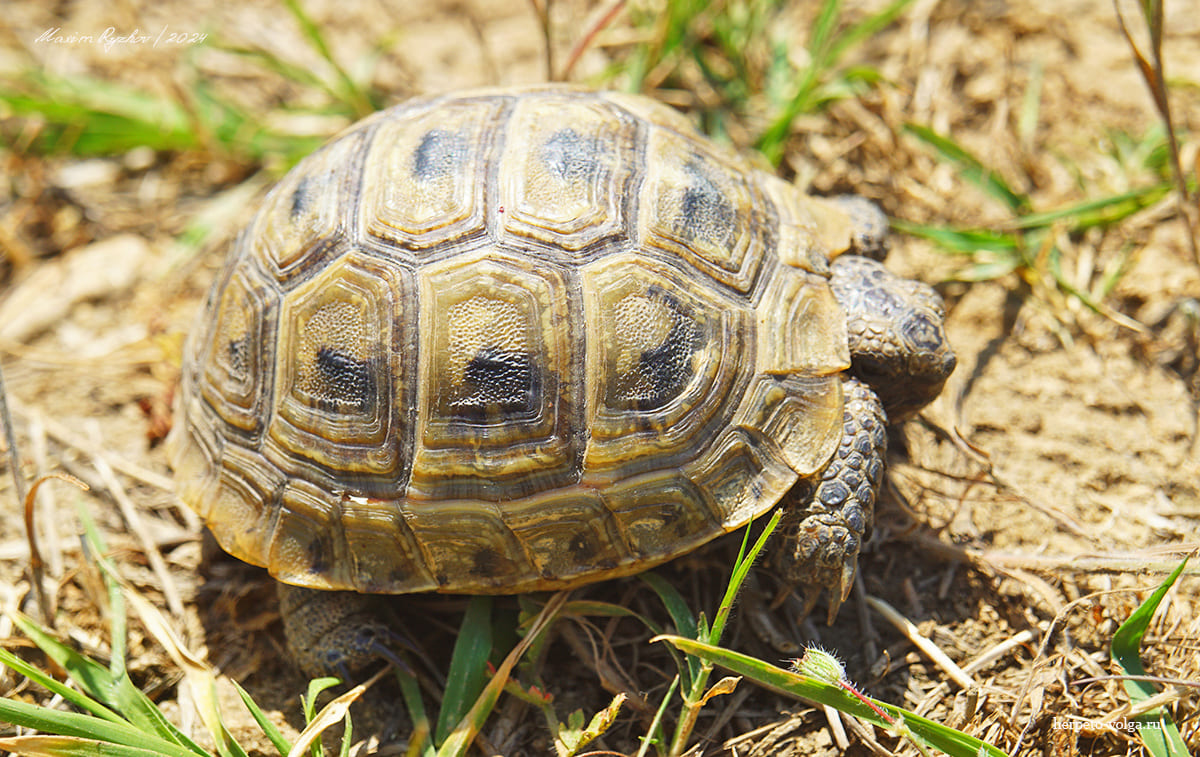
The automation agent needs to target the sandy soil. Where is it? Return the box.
[1,1,1198,755]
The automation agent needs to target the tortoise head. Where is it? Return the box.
[829,255,956,420]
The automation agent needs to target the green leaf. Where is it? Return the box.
[1111,556,1191,757]
[0,646,123,725]
[232,679,293,756]
[0,735,188,757]
[903,122,1031,213]
[0,698,200,757]
[9,612,120,710]
[434,596,494,745]
[395,667,432,757]
[891,220,1021,254]
[639,573,700,690]
[656,637,1008,757]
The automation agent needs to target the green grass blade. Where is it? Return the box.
[300,677,343,757]
[0,698,201,757]
[709,510,781,645]
[1111,556,1191,757]
[279,0,373,115]
[0,735,190,757]
[395,667,433,757]
[807,0,843,64]
[639,573,700,690]
[656,637,1008,757]
[826,0,915,64]
[0,643,123,724]
[232,679,293,756]
[891,220,1021,254]
[1004,183,1171,231]
[434,596,494,746]
[75,505,212,756]
[0,72,200,155]
[9,612,120,708]
[634,675,678,757]
[903,122,1031,213]
[638,574,698,640]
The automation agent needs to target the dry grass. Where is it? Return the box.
[1,0,1199,755]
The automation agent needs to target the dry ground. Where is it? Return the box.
[1,1,1198,755]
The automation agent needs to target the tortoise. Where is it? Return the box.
[167,85,955,675]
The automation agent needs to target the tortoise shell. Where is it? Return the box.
[167,86,860,594]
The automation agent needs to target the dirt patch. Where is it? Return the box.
[1,0,1198,755]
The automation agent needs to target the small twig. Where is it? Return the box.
[916,629,1036,716]
[0,358,28,532]
[864,594,975,691]
[528,0,555,81]
[88,427,186,619]
[559,0,627,80]
[1113,0,1199,265]
[1072,675,1200,691]
[22,474,90,627]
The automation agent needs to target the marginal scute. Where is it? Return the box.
[267,479,343,589]
[359,99,501,253]
[601,469,720,558]
[166,407,223,519]
[754,264,850,375]
[401,500,530,591]
[204,443,286,571]
[411,251,582,501]
[266,250,411,483]
[339,495,437,592]
[733,374,843,476]
[683,426,799,529]
[499,489,629,583]
[499,96,633,250]
[581,254,751,480]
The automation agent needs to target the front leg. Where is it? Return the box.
[772,376,887,621]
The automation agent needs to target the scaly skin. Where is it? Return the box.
[774,376,887,621]
[773,252,955,618]
[278,584,411,677]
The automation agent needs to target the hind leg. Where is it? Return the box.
[277,584,411,678]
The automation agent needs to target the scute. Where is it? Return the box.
[498,94,634,250]
[359,98,501,254]
[265,250,412,487]
[167,86,851,594]
[638,129,769,294]
[410,250,583,502]
[581,253,752,482]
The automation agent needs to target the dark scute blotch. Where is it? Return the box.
[227,338,249,378]
[470,547,505,578]
[451,347,540,420]
[306,536,330,577]
[540,128,604,182]
[615,291,705,412]
[677,160,737,246]
[568,533,596,561]
[290,176,311,218]
[315,346,375,412]
[413,129,466,181]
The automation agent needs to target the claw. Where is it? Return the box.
[799,585,821,619]
[824,590,844,625]
[838,554,858,604]
[824,554,858,624]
